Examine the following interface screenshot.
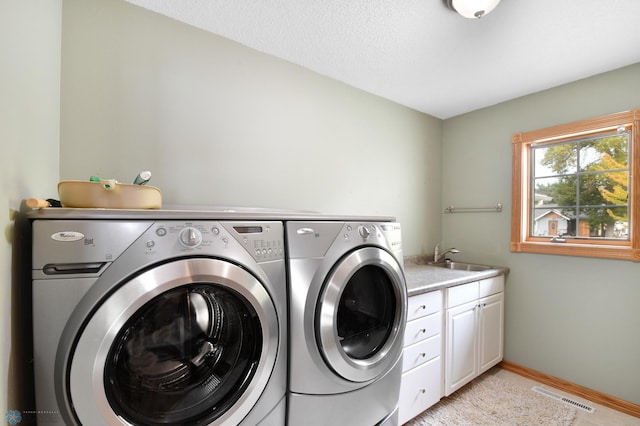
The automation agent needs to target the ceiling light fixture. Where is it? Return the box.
[443,0,501,19]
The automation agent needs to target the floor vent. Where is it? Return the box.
[531,386,596,413]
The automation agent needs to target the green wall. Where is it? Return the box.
[1,0,62,416]
[442,62,640,404]
[60,0,443,256]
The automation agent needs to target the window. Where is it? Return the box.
[511,109,640,260]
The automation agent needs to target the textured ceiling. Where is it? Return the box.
[125,0,640,119]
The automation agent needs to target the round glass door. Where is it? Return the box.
[317,247,407,383]
[105,284,261,425]
[337,265,395,360]
[66,258,279,426]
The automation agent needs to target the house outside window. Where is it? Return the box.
[511,109,640,261]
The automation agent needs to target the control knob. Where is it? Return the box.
[358,225,371,240]
[179,227,203,248]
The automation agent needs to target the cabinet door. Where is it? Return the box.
[478,292,504,374]
[444,300,478,396]
[398,357,442,424]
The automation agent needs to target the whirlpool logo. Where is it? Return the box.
[51,231,85,242]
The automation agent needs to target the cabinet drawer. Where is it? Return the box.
[404,312,441,346]
[479,275,504,298]
[446,281,479,308]
[407,290,442,321]
[399,357,442,424]
[403,334,441,372]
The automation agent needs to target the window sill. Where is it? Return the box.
[510,241,640,261]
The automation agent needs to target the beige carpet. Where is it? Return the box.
[405,373,577,426]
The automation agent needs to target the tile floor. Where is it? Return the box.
[493,368,640,426]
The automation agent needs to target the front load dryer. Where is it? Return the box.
[31,211,287,426]
[285,221,407,426]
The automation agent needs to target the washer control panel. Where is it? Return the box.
[149,221,284,262]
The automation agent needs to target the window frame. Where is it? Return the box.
[511,109,640,261]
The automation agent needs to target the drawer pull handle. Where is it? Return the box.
[420,328,426,333]
[420,389,426,394]
[420,305,426,309]
[420,353,426,357]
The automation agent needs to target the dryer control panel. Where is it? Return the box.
[286,221,402,259]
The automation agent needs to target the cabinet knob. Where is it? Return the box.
[420,353,426,357]
[420,389,426,394]
[420,328,426,333]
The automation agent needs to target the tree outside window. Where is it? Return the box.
[532,131,629,240]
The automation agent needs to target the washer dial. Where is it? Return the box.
[179,227,203,248]
[358,225,371,240]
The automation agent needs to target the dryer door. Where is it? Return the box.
[63,258,278,426]
[316,247,407,383]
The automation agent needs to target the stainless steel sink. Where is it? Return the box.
[428,261,492,271]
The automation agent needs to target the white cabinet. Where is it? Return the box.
[444,275,504,396]
[398,290,443,424]
[444,297,477,394]
[478,292,504,373]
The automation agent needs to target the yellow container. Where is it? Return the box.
[58,180,162,209]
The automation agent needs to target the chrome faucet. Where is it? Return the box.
[434,244,460,262]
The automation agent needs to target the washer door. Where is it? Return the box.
[316,247,407,383]
[65,258,278,426]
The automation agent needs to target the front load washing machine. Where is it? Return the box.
[285,221,407,426]
[31,209,287,426]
